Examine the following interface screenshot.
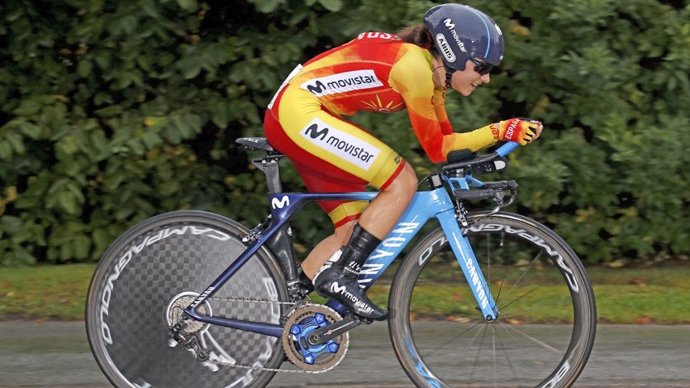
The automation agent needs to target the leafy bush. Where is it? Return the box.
[1,0,688,265]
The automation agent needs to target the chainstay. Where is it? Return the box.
[202,296,337,374]
[211,359,328,374]
[210,295,303,306]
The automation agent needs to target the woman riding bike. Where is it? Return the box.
[263,3,543,320]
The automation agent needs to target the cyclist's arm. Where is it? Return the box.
[432,88,453,135]
[390,50,500,162]
[431,89,501,154]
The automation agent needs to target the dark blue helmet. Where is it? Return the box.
[424,4,505,71]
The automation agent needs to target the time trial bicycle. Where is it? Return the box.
[85,138,596,387]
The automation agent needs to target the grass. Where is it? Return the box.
[0,264,94,320]
[1,263,689,323]
[363,262,690,325]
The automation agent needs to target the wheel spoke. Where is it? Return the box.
[470,323,490,381]
[499,250,544,304]
[494,325,519,381]
[424,320,485,357]
[498,322,561,353]
[497,285,539,312]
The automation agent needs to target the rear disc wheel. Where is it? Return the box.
[85,210,289,388]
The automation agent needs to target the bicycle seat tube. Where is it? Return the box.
[253,155,300,286]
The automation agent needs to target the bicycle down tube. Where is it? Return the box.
[184,142,519,334]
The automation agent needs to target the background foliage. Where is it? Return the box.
[1,0,689,266]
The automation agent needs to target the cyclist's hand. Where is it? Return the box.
[498,118,543,145]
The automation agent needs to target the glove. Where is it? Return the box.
[498,118,543,145]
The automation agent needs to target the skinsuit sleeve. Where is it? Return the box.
[389,47,500,163]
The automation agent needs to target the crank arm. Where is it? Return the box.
[307,314,363,346]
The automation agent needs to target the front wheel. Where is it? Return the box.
[388,211,596,388]
[85,210,289,388]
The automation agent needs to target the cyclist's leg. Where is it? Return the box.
[264,86,417,319]
[300,220,356,280]
[297,162,417,280]
[302,163,416,319]
[358,161,417,237]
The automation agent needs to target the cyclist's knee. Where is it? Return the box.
[384,162,417,198]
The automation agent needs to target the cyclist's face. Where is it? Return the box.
[450,59,491,96]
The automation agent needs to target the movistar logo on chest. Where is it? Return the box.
[301,117,380,170]
[300,70,383,97]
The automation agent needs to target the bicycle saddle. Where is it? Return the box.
[236,137,275,152]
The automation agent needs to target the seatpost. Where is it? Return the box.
[253,155,283,193]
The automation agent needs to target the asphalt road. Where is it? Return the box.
[0,321,688,387]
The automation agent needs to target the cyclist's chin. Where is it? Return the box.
[454,84,475,96]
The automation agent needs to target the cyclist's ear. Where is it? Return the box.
[447,149,475,163]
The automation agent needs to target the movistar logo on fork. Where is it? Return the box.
[301,117,380,169]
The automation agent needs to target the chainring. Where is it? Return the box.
[281,304,349,372]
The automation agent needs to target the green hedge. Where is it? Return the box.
[1,0,688,265]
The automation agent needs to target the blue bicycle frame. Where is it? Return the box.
[185,142,520,337]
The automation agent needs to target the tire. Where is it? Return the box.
[85,210,288,388]
[388,211,596,388]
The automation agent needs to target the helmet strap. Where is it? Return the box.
[445,67,454,89]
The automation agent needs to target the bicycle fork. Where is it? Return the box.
[436,210,500,321]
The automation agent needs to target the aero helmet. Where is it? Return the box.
[424,4,504,72]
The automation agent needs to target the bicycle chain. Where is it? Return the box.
[194,296,338,374]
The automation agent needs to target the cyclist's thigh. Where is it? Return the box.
[270,86,404,189]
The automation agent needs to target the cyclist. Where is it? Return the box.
[263,3,543,320]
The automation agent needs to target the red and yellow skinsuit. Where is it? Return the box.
[264,32,499,226]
